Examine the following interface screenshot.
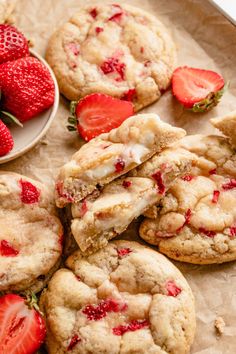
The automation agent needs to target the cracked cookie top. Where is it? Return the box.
[46,3,176,111]
[140,134,236,264]
[0,172,63,293]
[40,240,195,354]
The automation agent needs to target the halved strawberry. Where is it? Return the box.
[67,93,134,141]
[172,66,226,112]
[0,294,46,354]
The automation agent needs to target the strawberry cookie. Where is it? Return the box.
[55,113,186,208]
[46,3,176,111]
[140,114,236,264]
[40,240,196,354]
[71,147,194,255]
[0,172,63,293]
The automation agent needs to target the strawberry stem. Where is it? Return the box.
[70,101,77,115]
[1,111,23,127]
[191,81,229,113]
[67,101,78,132]
[25,293,44,316]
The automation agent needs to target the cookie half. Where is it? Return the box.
[40,240,196,354]
[71,147,194,255]
[140,132,236,264]
[55,113,185,208]
[0,172,63,293]
[46,3,176,110]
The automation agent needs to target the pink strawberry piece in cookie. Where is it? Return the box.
[114,158,125,173]
[176,209,192,233]
[230,226,236,238]
[152,170,165,195]
[222,179,236,190]
[199,227,216,238]
[95,27,103,34]
[209,168,217,175]
[108,4,124,23]
[67,43,80,56]
[117,247,132,257]
[122,180,132,188]
[56,181,74,202]
[19,179,40,204]
[166,280,182,297]
[80,200,88,216]
[89,8,97,19]
[144,60,151,67]
[212,190,220,203]
[70,93,134,142]
[122,88,136,102]
[113,319,149,336]
[100,57,126,81]
[181,174,194,182]
[59,234,64,247]
[82,299,126,321]
[0,240,19,257]
[67,334,81,351]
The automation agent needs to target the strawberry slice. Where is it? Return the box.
[172,66,225,112]
[67,93,134,141]
[0,294,46,354]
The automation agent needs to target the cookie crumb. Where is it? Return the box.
[215,316,225,335]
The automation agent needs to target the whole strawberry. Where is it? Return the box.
[0,24,29,64]
[0,120,13,156]
[0,56,55,122]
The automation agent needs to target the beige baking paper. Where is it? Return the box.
[2,0,236,353]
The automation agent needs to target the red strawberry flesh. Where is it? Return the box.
[230,226,236,238]
[114,159,125,173]
[152,171,165,195]
[172,66,224,108]
[19,179,40,204]
[181,175,194,182]
[0,240,19,257]
[82,299,125,321]
[121,88,136,102]
[75,93,134,141]
[112,319,149,336]
[212,190,220,203]
[166,280,182,297]
[67,334,81,351]
[0,294,46,354]
[122,180,132,188]
[117,248,132,257]
[199,227,216,238]
[222,179,236,190]
[89,8,97,19]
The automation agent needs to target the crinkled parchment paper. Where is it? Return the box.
[2,0,236,352]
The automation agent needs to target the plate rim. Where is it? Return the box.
[0,49,59,164]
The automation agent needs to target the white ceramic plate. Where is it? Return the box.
[0,49,59,164]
